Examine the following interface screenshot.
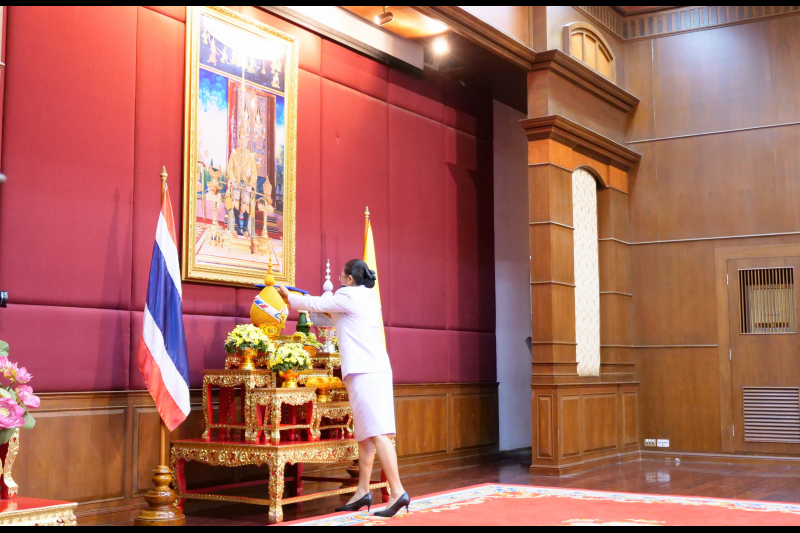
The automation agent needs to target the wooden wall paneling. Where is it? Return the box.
[767,15,800,124]
[581,393,618,454]
[559,395,582,458]
[450,392,499,452]
[394,395,448,457]
[627,142,659,244]
[653,240,718,345]
[599,241,631,295]
[528,164,574,227]
[132,407,160,497]
[773,125,800,233]
[544,71,628,144]
[536,395,554,459]
[531,383,639,475]
[652,21,774,138]
[623,38,655,141]
[653,130,777,242]
[600,293,631,346]
[622,390,638,447]
[634,347,721,452]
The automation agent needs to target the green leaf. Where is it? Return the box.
[0,388,12,399]
[0,428,14,445]
[0,341,8,358]
[6,388,17,401]
[22,412,35,430]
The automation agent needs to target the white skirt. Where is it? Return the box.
[344,373,396,442]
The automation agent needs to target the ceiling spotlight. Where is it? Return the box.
[432,36,449,55]
[376,6,394,26]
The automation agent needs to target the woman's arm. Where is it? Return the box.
[287,291,350,314]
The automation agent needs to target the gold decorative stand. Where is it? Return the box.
[170,439,388,524]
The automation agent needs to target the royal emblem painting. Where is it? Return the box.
[182,6,297,287]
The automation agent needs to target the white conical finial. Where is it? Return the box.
[323,259,333,293]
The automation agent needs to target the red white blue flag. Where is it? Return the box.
[137,187,190,431]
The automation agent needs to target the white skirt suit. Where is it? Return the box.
[288,285,395,442]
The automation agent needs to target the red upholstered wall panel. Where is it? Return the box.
[0,6,137,310]
[0,305,130,392]
[386,326,450,384]
[0,6,495,392]
[131,7,198,313]
[130,311,237,389]
[319,79,391,323]
[387,106,447,329]
[388,67,445,124]
[293,69,323,304]
[447,330,497,383]
[444,76,493,141]
[444,128,482,333]
[320,40,388,101]
[143,5,186,23]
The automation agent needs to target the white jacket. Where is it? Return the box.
[287,285,392,378]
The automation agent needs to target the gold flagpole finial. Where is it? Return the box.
[160,166,168,203]
[365,206,370,218]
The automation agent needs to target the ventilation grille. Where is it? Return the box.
[739,268,796,334]
[743,387,800,443]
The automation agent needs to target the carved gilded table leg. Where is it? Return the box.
[0,429,19,499]
[202,379,212,441]
[269,397,282,444]
[267,455,285,524]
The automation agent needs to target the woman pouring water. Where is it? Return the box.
[277,259,410,517]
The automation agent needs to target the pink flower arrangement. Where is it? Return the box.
[15,386,40,409]
[0,397,25,429]
[14,367,32,384]
[0,340,39,440]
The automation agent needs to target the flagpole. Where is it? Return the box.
[159,166,169,467]
[363,206,369,258]
[135,167,186,526]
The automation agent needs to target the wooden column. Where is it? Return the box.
[522,116,641,476]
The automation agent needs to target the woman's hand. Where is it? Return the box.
[276,285,290,301]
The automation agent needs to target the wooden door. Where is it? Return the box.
[727,257,800,453]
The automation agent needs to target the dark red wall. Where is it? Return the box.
[0,6,495,392]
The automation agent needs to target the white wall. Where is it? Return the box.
[493,100,532,451]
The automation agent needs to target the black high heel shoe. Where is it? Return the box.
[373,492,410,518]
[335,492,373,513]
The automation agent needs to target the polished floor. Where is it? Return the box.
[151,454,800,526]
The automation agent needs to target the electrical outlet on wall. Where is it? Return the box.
[657,439,670,448]
[644,439,656,447]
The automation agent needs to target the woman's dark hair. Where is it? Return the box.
[343,259,376,289]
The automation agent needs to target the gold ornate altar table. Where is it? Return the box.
[249,387,318,444]
[0,497,77,526]
[170,438,388,524]
[202,369,276,440]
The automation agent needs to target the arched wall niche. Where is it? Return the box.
[573,163,607,189]
[563,21,616,82]
[571,167,601,377]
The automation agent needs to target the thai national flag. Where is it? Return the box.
[137,186,190,431]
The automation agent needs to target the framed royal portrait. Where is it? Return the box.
[182,6,297,287]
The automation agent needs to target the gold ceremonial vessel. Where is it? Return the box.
[304,376,343,403]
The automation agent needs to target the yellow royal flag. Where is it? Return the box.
[363,207,386,347]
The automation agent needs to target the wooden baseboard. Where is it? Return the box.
[640,450,800,466]
[530,450,641,477]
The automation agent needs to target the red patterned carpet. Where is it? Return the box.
[283,484,800,526]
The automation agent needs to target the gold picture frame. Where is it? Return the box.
[182,6,297,287]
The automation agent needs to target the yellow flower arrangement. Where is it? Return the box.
[268,343,312,373]
[224,324,272,354]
